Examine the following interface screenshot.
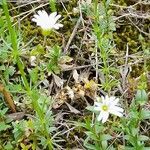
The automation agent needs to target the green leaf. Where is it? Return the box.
[84,137,97,150]
[135,89,148,105]
[101,140,108,149]
[129,110,139,119]
[4,142,13,150]
[8,66,15,76]
[0,65,5,70]
[138,135,149,141]
[121,147,134,150]
[95,123,103,134]
[12,120,26,141]
[31,44,45,56]
[39,137,48,149]
[124,135,130,140]
[85,131,98,141]
[140,109,150,120]
[29,67,39,84]
[131,128,139,136]
[100,134,112,141]
[0,122,10,132]
[84,144,97,150]
[143,148,150,150]
[0,107,8,117]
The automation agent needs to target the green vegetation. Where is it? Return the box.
[0,0,150,149]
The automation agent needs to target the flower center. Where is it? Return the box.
[102,105,108,111]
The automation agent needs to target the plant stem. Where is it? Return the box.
[43,35,47,47]
[49,0,56,12]
[2,1,53,149]
[2,0,30,92]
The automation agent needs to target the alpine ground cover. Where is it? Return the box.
[0,0,150,149]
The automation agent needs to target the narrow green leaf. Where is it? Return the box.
[135,89,148,105]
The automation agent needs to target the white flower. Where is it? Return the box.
[32,10,63,31]
[94,95,124,123]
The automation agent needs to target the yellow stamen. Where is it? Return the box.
[102,105,108,111]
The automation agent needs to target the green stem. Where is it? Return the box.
[43,122,53,150]
[43,35,47,47]
[49,0,56,12]
[94,0,98,22]
[2,0,30,92]
[94,0,110,91]
[17,57,30,92]
[2,0,18,59]
[2,1,53,149]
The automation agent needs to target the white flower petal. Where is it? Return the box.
[101,111,109,123]
[109,96,116,104]
[32,10,63,31]
[111,98,119,105]
[109,106,124,117]
[105,95,113,105]
[32,18,37,22]
[94,107,100,111]
[109,109,123,117]
[32,15,40,20]
[105,95,109,100]
[111,106,124,113]
[53,23,63,29]
[94,102,102,107]
[97,111,104,121]
[49,12,57,18]
[54,14,61,22]
[97,111,109,123]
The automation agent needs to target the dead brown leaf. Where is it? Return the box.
[0,84,16,113]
